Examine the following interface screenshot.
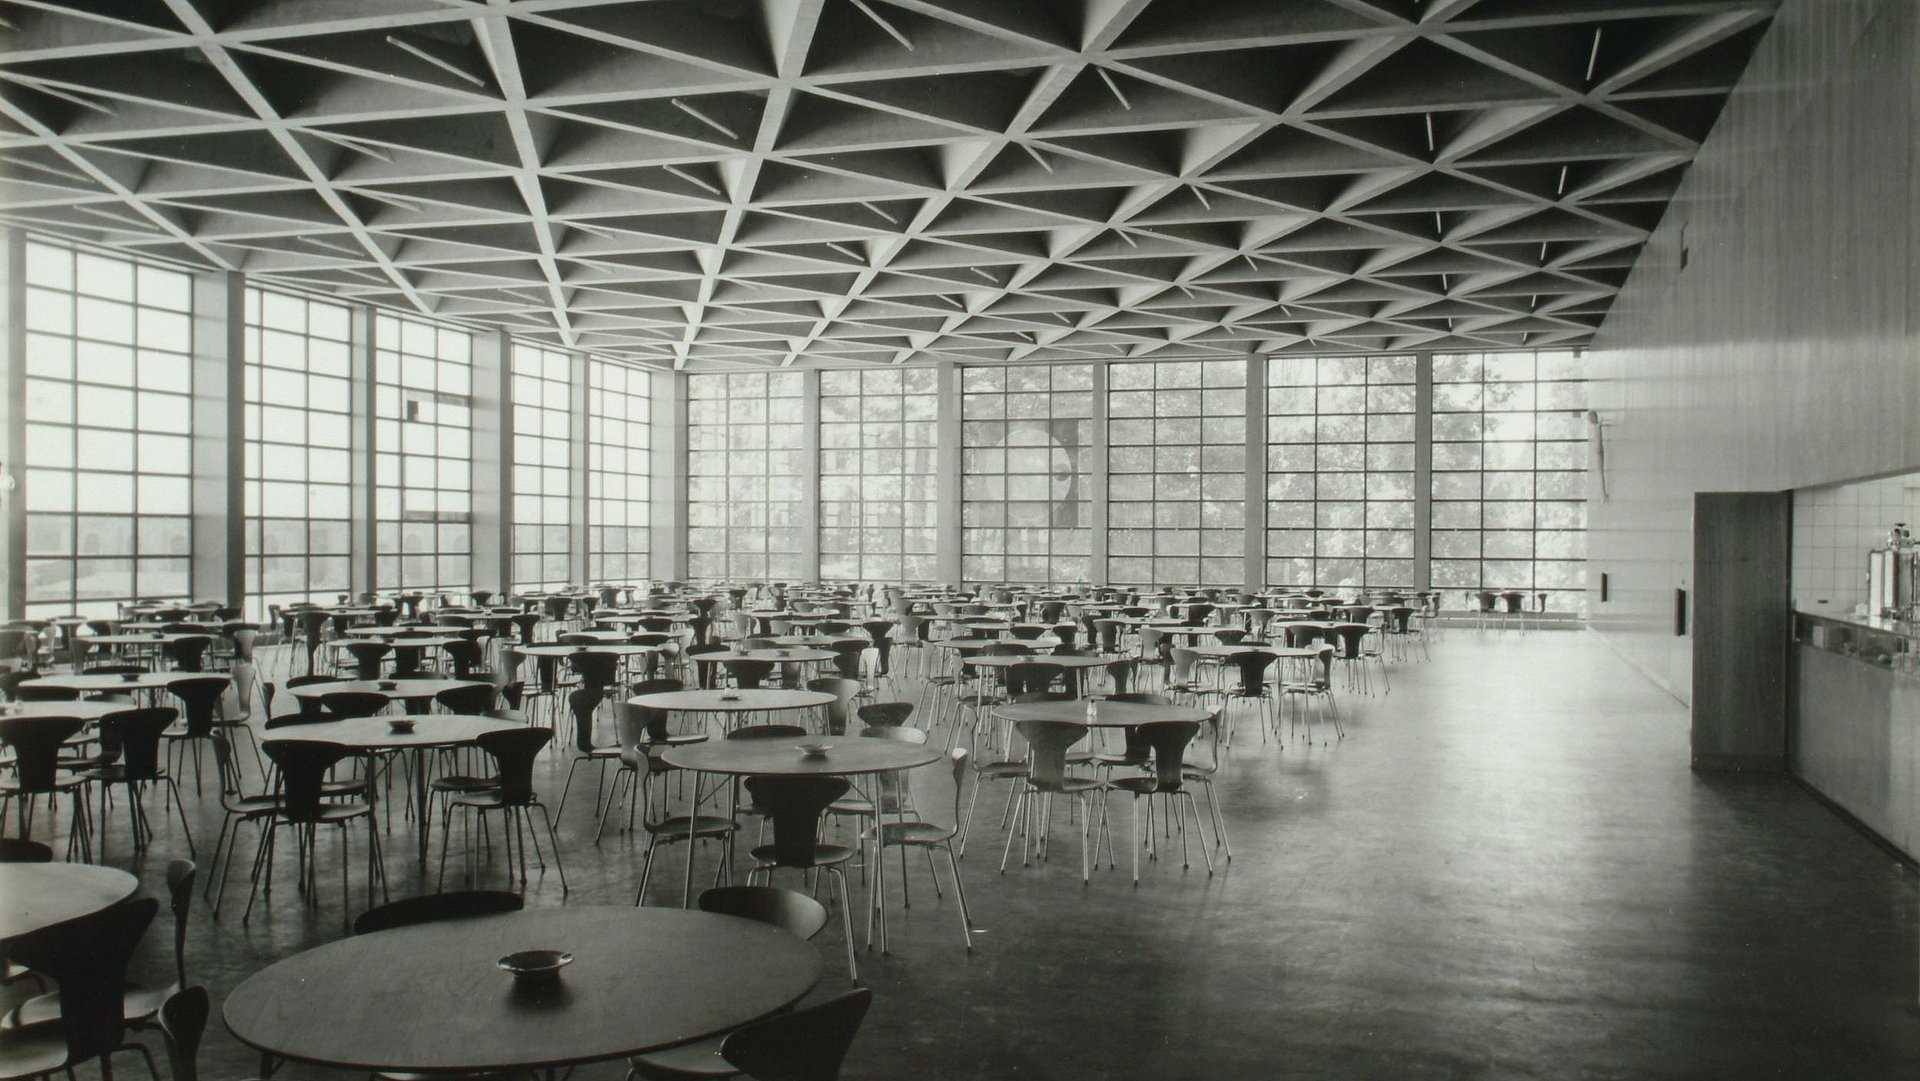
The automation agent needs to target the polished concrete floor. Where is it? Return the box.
[33,630,1920,1080]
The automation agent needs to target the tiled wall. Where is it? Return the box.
[1792,474,1920,616]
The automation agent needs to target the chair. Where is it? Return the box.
[0,716,92,862]
[806,677,859,736]
[438,727,567,894]
[1279,646,1341,742]
[205,734,282,918]
[352,890,524,935]
[244,741,384,925]
[595,693,706,845]
[1104,721,1212,883]
[1224,649,1279,741]
[161,675,234,797]
[155,987,207,1081]
[722,659,774,690]
[1179,709,1233,862]
[719,988,873,1081]
[7,860,195,1034]
[865,748,974,954]
[434,683,496,714]
[0,840,51,863]
[340,641,391,680]
[742,775,859,979]
[626,755,738,909]
[1002,720,1105,883]
[855,701,913,728]
[0,898,159,1081]
[84,708,195,859]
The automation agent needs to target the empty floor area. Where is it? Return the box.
[82,630,1919,1081]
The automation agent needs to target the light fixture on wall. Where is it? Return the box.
[1584,409,1611,503]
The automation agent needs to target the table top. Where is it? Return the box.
[223,906,822,1073]
[77,633,214,646]
[29,671,207,692]
[663,737,942,777]
[325,636,464,650]
[8,700,126,720]
[1184,643,1323,659]
[261,714,520,751]
[995,698,1212,727]
[931,636,1062,651]
[0,863,140,942]
[962,652,1108,670]
[287,679,489,700]
[342,625,471,637]
[516,643,667,659]
[701,649,834,664]
[630,689,836,714]
[768,634,865,647]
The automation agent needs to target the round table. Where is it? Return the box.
[264,714,520,864]
[994,697,1211,727]
[25,672,204,694]
[223,906,823,1074]
[0,863,139,941]
[629,689,836,718]
[517,643,667,659]
[76,633,213,647]
[287,679,487,701]
[699,649,833,664]
[341,625,470,637]
[1184,643,1322,659]
[8,700,127,720]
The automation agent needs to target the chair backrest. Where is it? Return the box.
[1228,650,1276,695]
[721,987,873,1081]
[0,715,85,790]
[743,774,851,868]
[1013,720,1088,791]
[724,658,774,689]
[10,897,160,1067]
[169,675,231,733]
[263,740,353,821]
[1134,720,1200,790]
[100,707,179,780]
[855,701,913,728]
[163,859,196,988]
[697,885,829,940]
[352,890,525,935]
[728,723,808,741]
[14,681,80,702]
[322,691,388,719]
[158,986,209,1081]
[827,640,865,680]
[0,837,54,862]
[805,677,859,735]
[476,726,552,805]
[1330,624,1366,658]
[1004,661,1066,698]
[1105,657,1137,695]
[434,683,496,714]
[1168,647,1200,685]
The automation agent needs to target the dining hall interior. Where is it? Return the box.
[0,0,1916,1078]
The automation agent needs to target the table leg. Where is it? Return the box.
[415,745,432,867]
[683,769,703,907]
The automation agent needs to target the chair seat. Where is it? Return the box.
[826,796,911,818]
[80,764,171,784]
[429,774,499,795]
[6,978,167,1031]
[281,802,371,824]
[973,761,1028,779]
[1027,777,1101,796]
[629,1035,736,1079]
[0,773,88,795]
[865,820,955,846]
[1093,752,1148,767]
[644,814,737,839]
[1108,776,1177,796]
[0,1027,68,1081]
[1280,682,1329,694]
[748,842,855,868]
[1180,765,1217,781]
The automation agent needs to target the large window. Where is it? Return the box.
[961,364,1093,586]
[587,359,651,584]
[819,368,938,583]
[1431,351,1588,612]
[20,240,194,616]
[1266,355,1417,590]
[244,287,353,618]
[510,344,573,591]
[687,371,804,581]
[1107,360,1246,587]
[374,313,472,595]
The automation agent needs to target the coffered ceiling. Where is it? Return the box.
[0,0,1776,368]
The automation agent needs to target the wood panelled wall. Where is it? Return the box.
[1585,0,1920,702]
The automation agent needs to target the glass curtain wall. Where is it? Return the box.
[960,364,1094,586]
[1107,359,1246,588]
[587,359,651,584]
[818,367,938,582]
[686,371,804,581]
[1265,355,1417,590]
[509,344,572,591]
[1430,351,1589,612]
[373,313,473,595]
[20,239,194,616]
[243,287,354,618]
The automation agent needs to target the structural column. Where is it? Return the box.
[1243,352,1267,594]
[651,369,686,583]
[1087,362,1109,588]
[799,369,821,581]
[933,360,962,587]
[1414,352,1434,591]
[567,349,589,587]
[1,233,24,618]
[470,329,510,596]
[348,305,377,596]
[187,270,244,608]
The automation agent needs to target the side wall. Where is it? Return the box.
[1586,0,1920,701]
